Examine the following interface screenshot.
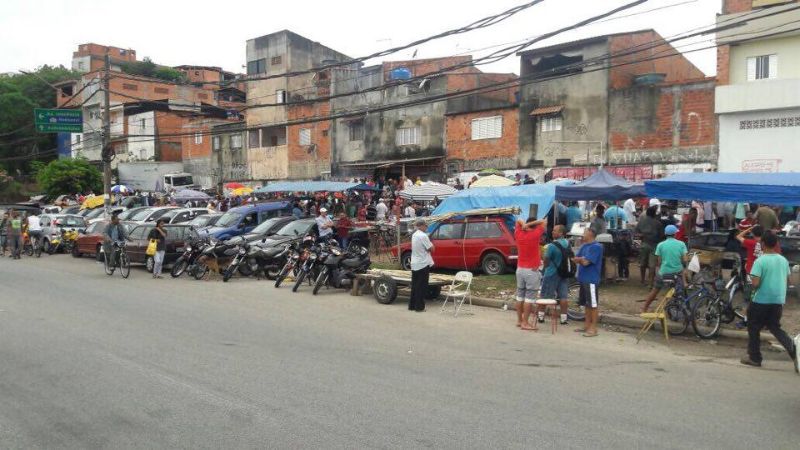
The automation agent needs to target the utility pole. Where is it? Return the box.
[102,54,112,214]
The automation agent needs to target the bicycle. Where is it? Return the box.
[24,232,42,257]
[664,278,719,336]
[103,241,131,279]
[691,264,749,339]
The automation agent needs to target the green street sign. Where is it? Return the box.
[36,123,83,133]
[34,108,83,133]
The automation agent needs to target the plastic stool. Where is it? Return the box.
[535,299,559,334]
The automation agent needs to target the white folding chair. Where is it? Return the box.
[441,271,473,317]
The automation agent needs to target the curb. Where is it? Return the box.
[469,294,750,341]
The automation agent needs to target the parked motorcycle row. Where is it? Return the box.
[169,230,371,296]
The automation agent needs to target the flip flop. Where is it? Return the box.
[521,325,538,332]
[582,333,598,338]
[573,328,586,333]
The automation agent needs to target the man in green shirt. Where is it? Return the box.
[741,232,797,371]
[640,225,687,313]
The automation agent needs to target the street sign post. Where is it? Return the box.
[34,108,83,133]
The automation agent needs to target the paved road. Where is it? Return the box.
[1,256,798,449]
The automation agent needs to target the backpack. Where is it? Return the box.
[554,240,576,279]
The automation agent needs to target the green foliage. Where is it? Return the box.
[120,57,187,83]
[0,65,81,174]
[36,158,102,197]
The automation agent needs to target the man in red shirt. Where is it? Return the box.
[514,216,547,331]
[737,225,765,275]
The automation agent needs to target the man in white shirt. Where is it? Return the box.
[404,202,416,219]
[375,199,388,221]
[623,198,637,224]
[409,219,434,312]
[315,207,334,242]
[403,177,413,190]
[26,213,43,249]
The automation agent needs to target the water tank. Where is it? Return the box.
[389,67,412,80]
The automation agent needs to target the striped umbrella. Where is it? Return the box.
[398,182,457,202]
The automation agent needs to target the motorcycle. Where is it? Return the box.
[238,239,292,280]
[171,234,210,278]
[48,228,79,255]
[192,239,240,280]
[312,243,371,295]
[222,240,250,282]
[291,238,338,293]
[275,235,316,288]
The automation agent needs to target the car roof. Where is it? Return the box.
[228,201,289,214]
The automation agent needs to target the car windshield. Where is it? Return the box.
[60,216,86,227]
[278,220,312,237]
[216,212,241,228]
[189,214,213,227]
[129,208,155,221]
[118,207,145,221]
[146,209,172,222]
[251,218,283,234]
[85,209,104,219]
[160,210,180,220]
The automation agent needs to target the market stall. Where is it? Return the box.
[398,182,456,202]
[432,182,563,221]
[644,172,800,205]
[554,168,646,201]
[469,174,515,188]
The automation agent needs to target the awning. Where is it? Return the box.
[254,181,358,194]
[645,172,800,204]
[529,105,564,116]
[398,182,457,202]
[555,169,646,201]
[338,156,443,169]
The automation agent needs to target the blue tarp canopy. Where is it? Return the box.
[432,183,562,222]
[555,169,646,201]
[255,181,358,193]
[645,172,800,205]
[350,183,381,192]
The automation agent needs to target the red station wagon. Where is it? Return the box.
[394,216,517,275]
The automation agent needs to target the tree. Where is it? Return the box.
[120,57,187,83]
[36,157,102,197]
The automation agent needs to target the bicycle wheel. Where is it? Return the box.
[691,295,722,339]
[104,250,115,276]
[664,298,689,336]
[120,252,131,279]
[566,281,585,321]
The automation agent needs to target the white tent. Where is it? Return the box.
[398,182,457,202]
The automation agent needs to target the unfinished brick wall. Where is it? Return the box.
[445,107,519,170]
[723,0,753,13]
[286,83,332,179]
[716,45,731,86]
[608,31,706,90]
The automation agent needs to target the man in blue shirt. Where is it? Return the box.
[574,228,603,337]
[566,202,582,233]
[604,203,627,230]
[741,231,797,371]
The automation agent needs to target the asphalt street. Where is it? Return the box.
[1,255,799,449]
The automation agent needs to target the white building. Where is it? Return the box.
[716,0,800,173]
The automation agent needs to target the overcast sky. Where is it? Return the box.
[1,0,721,76]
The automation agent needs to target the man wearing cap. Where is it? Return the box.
[640,224,688,313]
[409,219,434,312]
[316,208,334,242]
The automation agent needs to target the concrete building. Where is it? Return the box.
[518,30,717,180]
[245,30,351,181]
[211,122,248,190]
[71,43,136,73]
[330,56,514,181]
[715,0,800,173]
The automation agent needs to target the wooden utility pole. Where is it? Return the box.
[102,54,112,214]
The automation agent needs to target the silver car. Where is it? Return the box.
[39,214,87,253]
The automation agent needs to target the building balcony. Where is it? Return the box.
[715,78,800,114]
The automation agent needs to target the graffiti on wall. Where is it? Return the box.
[742,159,781,173]
[609,147,716,165]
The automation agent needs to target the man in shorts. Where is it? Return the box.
[541,225,571,325]
[574,228,603,337]
[640,224,687,313]
[514,216,546,331]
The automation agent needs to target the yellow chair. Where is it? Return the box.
[636,287,675,343]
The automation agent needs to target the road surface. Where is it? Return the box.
[1,255,798,449]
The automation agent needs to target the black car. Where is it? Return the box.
[125,223,192,272]
[233,216,297,243]
[249,218,318,250]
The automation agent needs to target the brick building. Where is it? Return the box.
[518,29,717,180]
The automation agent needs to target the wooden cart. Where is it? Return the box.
[352,269,455,304]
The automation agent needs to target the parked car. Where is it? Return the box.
[123,206,177,225]
[158,208,210,224]
[85,206,126,225]
[41,205,62,214]
[39,214,88,253]
[60,205,82,215]
[116,206,149,221]
[257,218,318,248]
[73,219,130,260]
[125,223,192,272]
[202,202,291,240]
[230,216,297,243]
[188,213,222,229]
[393,216,518,275]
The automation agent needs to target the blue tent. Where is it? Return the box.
[645,172,800,205]
[555,169,646,201]
[350,183,381,192]
[255,181,358,193]
[432,183,562,222]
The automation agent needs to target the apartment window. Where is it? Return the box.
[299,128,311,146]
[275,89,287,104]
[139,118,146,129]
[154,87,169,94]
[247,58,266,75]
[231,134,242,149]
[349,120,364,141]
[271,56,283,65]
[194,133,203,144]
[747,55,777,81]
[248,129,260,148]
[396,126,420,146]
[75,134,81,144]
[540,116,562,133]
[122,83,138,91]
[212,136,221,150]
[322,129,329,137]
[471,116,503,140]
[555,158,571,166]
[77,61,85,71]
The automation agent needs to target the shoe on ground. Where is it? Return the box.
[537,316,545,324]
[740,357,761,367]
[560,320,569,325]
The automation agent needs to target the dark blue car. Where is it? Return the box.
[204,202,291,240]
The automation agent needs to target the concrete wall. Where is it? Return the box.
[445,107,519,171]
[126,111,155,161]
[729,35,800,84]
[608,31,705,90]
[718,107,800,172]
[609,80,717,166]
[518,39,610,167]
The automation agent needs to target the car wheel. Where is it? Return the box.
[71,244,82,258]
[400,252,412,270]
[146,256,155,273]
[481,252,506,276]
[42,239,51,254]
